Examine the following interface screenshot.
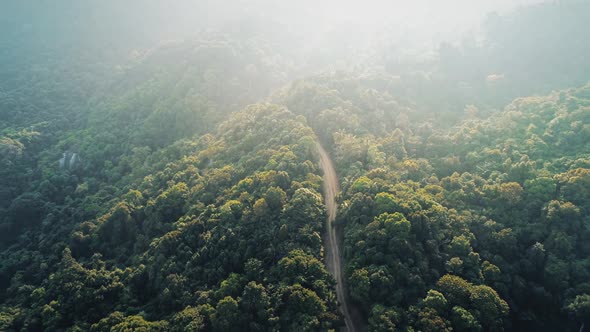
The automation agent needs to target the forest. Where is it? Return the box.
[1,1,589,331]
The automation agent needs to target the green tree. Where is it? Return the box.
[212,296,241,332]
[567,294,590,330]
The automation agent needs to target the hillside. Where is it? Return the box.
[1,1,590,331]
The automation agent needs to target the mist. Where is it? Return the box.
[1,1,550,55]
[1,1,589,331]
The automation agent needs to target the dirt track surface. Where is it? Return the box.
[317,143,361,332]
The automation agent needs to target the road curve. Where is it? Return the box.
[317,142,359,332]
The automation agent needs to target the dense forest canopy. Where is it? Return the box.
[1,1,589,331]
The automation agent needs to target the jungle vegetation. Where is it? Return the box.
[1,1,589,331]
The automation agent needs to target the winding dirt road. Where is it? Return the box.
[317,142,361,332]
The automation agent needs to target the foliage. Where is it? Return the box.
[1,2,589,330]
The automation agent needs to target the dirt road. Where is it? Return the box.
[317,142,360,332]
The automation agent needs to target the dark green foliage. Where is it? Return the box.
[0,104,340,330]
[1,2,589,331]
[328,83,590,331]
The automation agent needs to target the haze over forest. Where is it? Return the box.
[1,1,589,331]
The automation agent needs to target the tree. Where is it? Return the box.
[239,282,273,331]
[432,275,508,331]
[7,192,46,227]
[277,284,327,332]
[422,290,449,313]
[171,306,206,332]
[253,198,270,219]
[368,305,400,332]
[469,285,509,330]
[451,306,481,332]
[146,182,189,228]
[416,307,452,332]
[111,315,169,332]
[277,250,330,288]
[374,192,399,215]
[92,312,169,332]
[558,168,590,208]
[567,294,590,330]
[265,186,287,212]
[544,200,582,233]
[349,268,371,305]
[283,188,324,226]
[211,296,241,332]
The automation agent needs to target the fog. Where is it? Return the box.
[2,0,585,109]
[1,2,589,331]
[2,0,550,51]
